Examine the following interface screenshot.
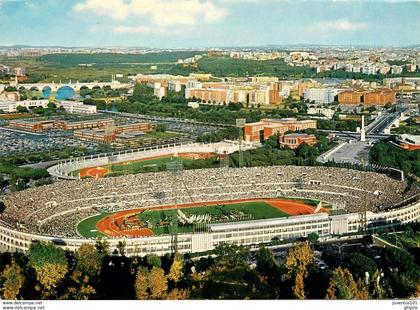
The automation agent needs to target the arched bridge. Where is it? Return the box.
[17,80,132,92]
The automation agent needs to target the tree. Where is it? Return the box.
[28,242,68,294]
[148,267,168,299]
[1,261,25,300]
[116,241,126,256]
[165,288,190,300]
[344,253,377,280]
[95,240,110,255]
[285,242,314,299]
[214,244,250,268]
[61,271,96,300]
[146,254,162,268]
[35,262,68,295]
[75,244,104,279]
[134,267,149,300]
[255,246,279,277]
[0,201,5,213]
[16,106,28,113]
[293,270,306,299]
[265,134,280,148]
[383,248,419,297]
[47,102,57,110]
[326,267,360,299]
[168,253,184,284]
[307,232,319,244]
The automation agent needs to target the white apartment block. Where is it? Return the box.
[362,64,377,75]
[153,83,167,100]
[303,88,339,104]
[57,101,97,114]
[391,66,403,75]
[0,95,49,113]
[168,81,182,92]
[307,107,335,119]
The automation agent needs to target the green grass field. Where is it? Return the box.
[71,156,195,178]
[76,213,109,238]
[138,201,289,235]
[106,156,194,176]
[76,200,289,237]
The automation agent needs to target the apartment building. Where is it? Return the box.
[57,101,97,114]
[338,89,395,106]
[303,88,340,104]
[244,118,317,142]
[185,81,283,106]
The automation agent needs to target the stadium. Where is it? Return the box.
[0,161,419,256]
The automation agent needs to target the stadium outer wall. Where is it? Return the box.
[47,141,258,180]
[0,198,418,256]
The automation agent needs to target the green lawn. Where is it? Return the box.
[77,200,289,237]
[0,52,197,83]
[76,212,109,238]
[106,156,194,176]
[75,154,217,178]
[144,131,180,139]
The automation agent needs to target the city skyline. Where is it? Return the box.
[0,0,419,48]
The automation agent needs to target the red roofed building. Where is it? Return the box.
[244,118,317,143]
[279,133,317,149]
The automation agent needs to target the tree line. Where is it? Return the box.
[370,140,420,177]
[1,237,418,300]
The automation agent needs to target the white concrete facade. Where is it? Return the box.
[47,141,259,180]
[0,199,418,256]
[57,101,97,114]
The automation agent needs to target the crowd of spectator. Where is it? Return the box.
[0,166,418,238]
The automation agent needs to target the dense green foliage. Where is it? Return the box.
[317,118,359,132]
[391,118,420,135]
[0,164,49,181]
[1,238,418,300]
[0,147,91,164]
[28,243,67,269]
[190,57,420,80]
[370,141,420,176]
[197,127,241,143]
[38,52,202,67]
[2,52,419,84]
[80,85,128,98]
[195,57,314,78]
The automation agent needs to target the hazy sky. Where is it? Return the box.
[0,0,419,47]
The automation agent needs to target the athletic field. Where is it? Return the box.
[77,152,216,178]
[77,198,326,238]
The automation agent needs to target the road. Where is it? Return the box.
[317,113,400,165]
[318,129,390,140]
[318,140,372,165]
[366,112,400,135]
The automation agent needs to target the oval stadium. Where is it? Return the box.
[0,163,419,256]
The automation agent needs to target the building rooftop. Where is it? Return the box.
[208,212,329,231]
[399,134,420,145]
[284,133,313,138]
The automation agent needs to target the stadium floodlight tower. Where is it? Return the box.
[166,158,183,253]
[358,154,369,232]
[236,118,246,168]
